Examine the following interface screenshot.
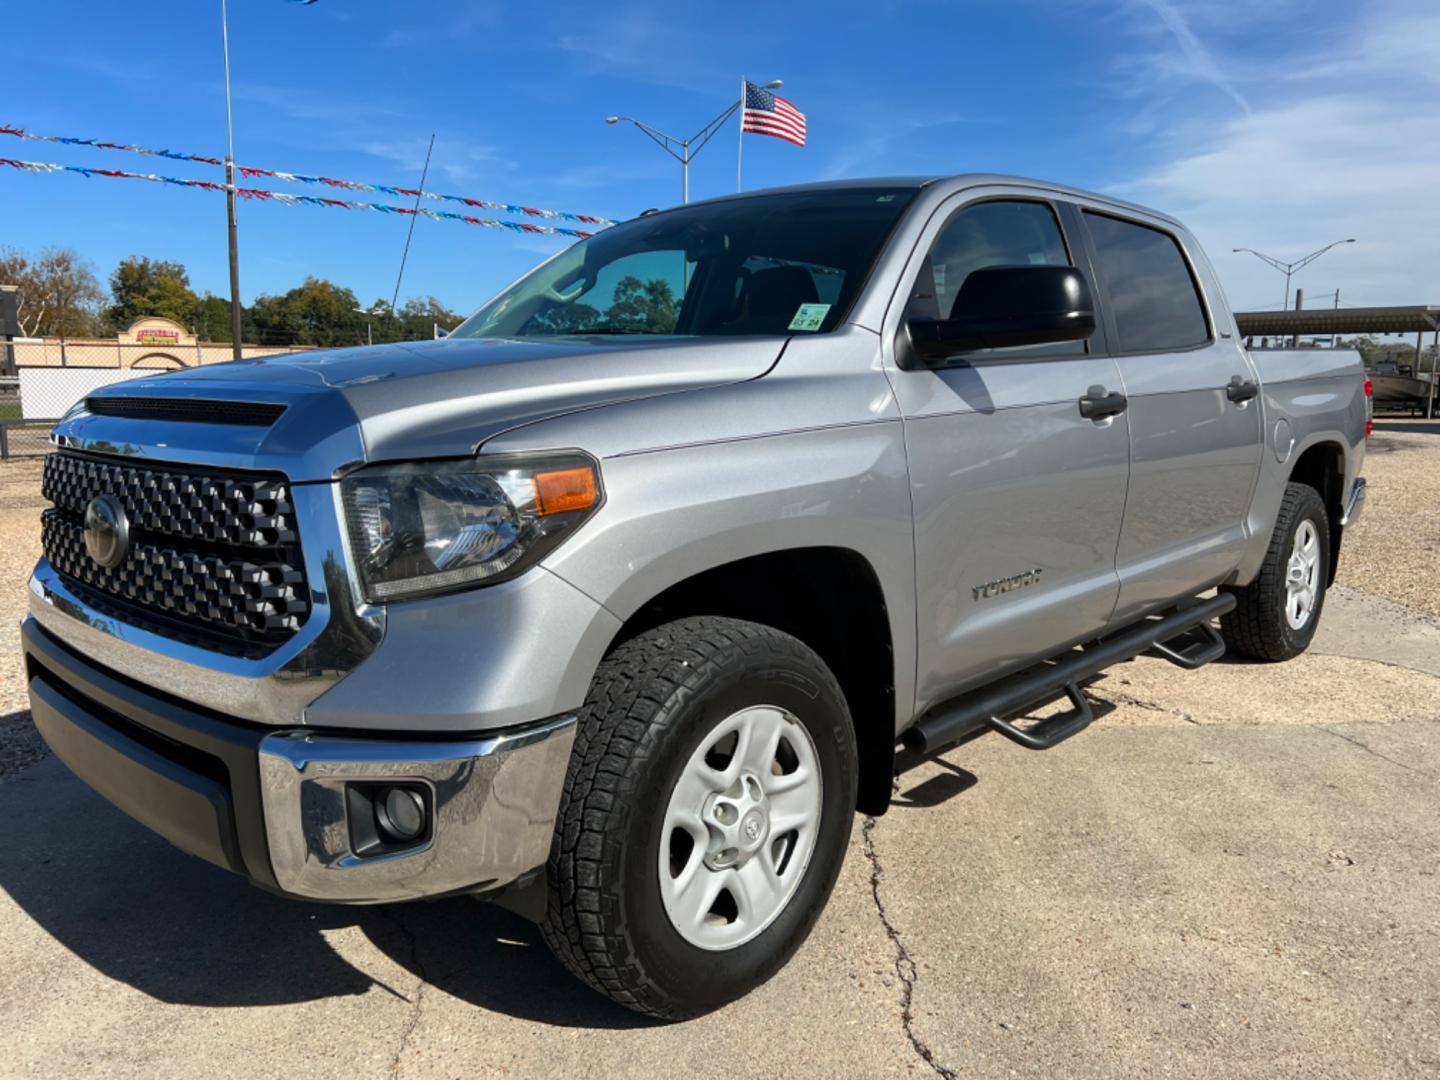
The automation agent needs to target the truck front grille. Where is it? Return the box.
[39,450,310,656]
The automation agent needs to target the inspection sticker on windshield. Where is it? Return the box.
[788,303,831,332]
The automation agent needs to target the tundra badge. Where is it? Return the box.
[973,567,1043,601]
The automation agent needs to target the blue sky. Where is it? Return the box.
[4,0,1437,320]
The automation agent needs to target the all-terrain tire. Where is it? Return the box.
[1221,481,1331,662]
[541,616,856,1019]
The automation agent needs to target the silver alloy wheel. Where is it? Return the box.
[1285,518,1322,630]
[658,705,822,951]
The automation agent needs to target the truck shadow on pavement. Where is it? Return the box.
[0,759,655,1029]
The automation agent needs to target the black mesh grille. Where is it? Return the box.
[42,452,298,548]
[40,451,309,654]
[85,397,287,426]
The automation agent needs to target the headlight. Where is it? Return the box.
[340,453,601,602]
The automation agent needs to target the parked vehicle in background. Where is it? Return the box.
[1369,361,1434,415]
[24,175,1368,1017]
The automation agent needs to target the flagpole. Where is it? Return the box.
[220,0,243,360]
[736,77,744,193]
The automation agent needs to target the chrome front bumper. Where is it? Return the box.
[257,718,575,902]
[24,616,574,904]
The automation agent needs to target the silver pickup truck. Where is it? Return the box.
[24,175,1369,1018]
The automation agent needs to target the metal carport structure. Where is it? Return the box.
[1234,306,1440,419]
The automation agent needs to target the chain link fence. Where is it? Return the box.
[0,339,303,460]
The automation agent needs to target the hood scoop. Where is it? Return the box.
[85,396,288,427]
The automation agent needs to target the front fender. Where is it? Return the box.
[538,423,919,732]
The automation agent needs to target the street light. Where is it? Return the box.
[353,307,383,347]
[606,80,782,204]
[1232,239,1356,312]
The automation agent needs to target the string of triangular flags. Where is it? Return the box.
[0,123,615,228]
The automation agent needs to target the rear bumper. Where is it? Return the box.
[23,616,575,903]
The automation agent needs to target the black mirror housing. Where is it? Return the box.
[904,265,1096,366]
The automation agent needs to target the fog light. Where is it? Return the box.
[376,785,427,842]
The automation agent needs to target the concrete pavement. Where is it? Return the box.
[1,586,1437,1078]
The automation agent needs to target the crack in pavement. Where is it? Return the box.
[861,816,958,1080]
[379,907,430,1075]
[1318,725,1434,778]
[1088,688,1200,726]
[1309,650,1440,680]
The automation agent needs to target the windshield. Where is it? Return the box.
[452,187,920,341]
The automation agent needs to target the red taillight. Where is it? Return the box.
[1364,377,1373,439]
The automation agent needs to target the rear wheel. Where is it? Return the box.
[542,616,856,1018]
[1222,482,1330,661]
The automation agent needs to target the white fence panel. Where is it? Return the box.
[19,367,152,420]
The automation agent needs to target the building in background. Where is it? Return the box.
[8,316,307,372]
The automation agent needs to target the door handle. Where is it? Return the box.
[1079,385,1128,420]
[1226,376,1259,404]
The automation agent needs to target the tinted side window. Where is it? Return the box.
[907,199,1083,357]
[1083,212,1209,352]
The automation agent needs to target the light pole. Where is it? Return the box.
[606,80,782,204]
[219,0,243,361]
[354,307,383,347]
[1232,239,1356,312]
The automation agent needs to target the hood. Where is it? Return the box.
[57,336,783,480]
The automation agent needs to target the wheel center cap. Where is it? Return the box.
[702,772,770,869]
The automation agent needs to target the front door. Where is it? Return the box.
[1076,211,1263,623]
[885,193,1132,715]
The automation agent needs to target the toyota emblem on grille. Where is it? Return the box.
[83,494,130,569]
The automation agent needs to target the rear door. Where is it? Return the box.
[1074,210,1263,622]
[882,189,1131,714]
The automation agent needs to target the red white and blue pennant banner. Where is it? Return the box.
[0,124,614,227]
[0,157,596,239]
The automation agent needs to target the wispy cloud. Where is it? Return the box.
[233,83,406,126]
[818,113,990,181]
[360,138,517,187]
[1117,94,1440,309]
[1134,0,1251,115]
[381,4,503,49]
[553,5,725,93]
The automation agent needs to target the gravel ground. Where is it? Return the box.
[1337,419,1440,618]
[0,456,46,778]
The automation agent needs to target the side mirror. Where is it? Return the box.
[903,265,1096,366]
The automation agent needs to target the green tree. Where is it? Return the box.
[249,276,366,347]
[525,301,603,335]
[605,276,678,332]
[0,246,105,337]
[193,293,261,344]
[107,256,199,330]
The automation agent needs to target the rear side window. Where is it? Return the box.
[1083,212,1210,353]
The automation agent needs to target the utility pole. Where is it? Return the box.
[220,0,243,360]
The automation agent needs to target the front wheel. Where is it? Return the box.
[1221,481,1331,661]
[541,616,856,1019]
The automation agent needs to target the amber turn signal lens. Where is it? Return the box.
[534,466,598,516]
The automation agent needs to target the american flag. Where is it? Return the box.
[741,81,807,147]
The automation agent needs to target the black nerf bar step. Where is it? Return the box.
[1147,620,1226,669]
[902,592,1237,756]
